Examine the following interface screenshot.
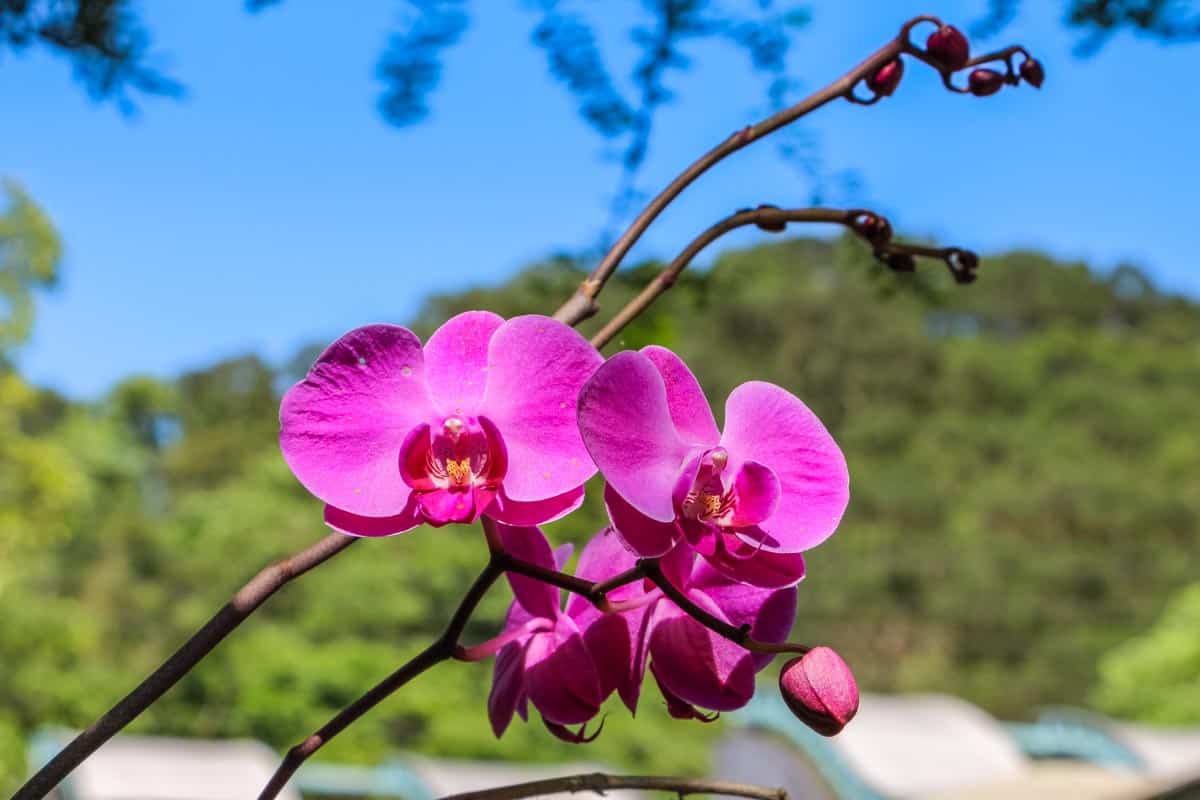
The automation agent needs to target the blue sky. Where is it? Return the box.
[3,1,1197,398]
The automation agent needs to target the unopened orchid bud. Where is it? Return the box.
[926,25,969,70]
[1019,58,1045,89]
[779,647,859,737]
[867,58,904,97]
[968,68,1005,97]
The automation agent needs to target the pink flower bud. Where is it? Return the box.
[779,647,859,737]
[968,68,1005,97]
[1020,58,1045,89]
[867,58,904,97]
[926,25,969,70]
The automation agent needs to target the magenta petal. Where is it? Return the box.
[566,527,644,620]
[280,324,435,516]
[542,718,604,744]
[496,522,560,620]
[489,485,585,527]
[489,641,527,738]
[720,381,849,551]
[641,346,720,447]
[651,663,719,722]
[693,561,798,670]
[727,460,781,527]
[524,618,603,725]
[479,315,601,501]
[605,484,679,558]
[648,590,756,711]
[323,501,423,538]
[702,540,807,590]
[416,489,476,526]
[423,310,504,415]
[578,351,691,522]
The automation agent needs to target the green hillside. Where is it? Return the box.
[4,227,1199,791]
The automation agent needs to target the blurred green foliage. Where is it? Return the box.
[3,184,1199,792]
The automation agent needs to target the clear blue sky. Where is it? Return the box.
[3,1,1197,398]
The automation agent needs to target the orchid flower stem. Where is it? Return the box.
[589,205,976,350]
[439,773,788,800]
[258,553,507,800]
[13,532,357,800]
[555,14,1033,328]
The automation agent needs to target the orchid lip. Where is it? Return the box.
[400,414,508,523]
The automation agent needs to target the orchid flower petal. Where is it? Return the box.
[423,311,504,415]
[727,460,781,528]
[323,501,423,538]
[496,522,560,620]
[701,536,807,589]
[280,324,434,516]
[720,381,849,552]
[489,485,585,527]
[604,484,679,558]
[692,560,798,670]
[479,316,601,501]
[488,641,527,737]
[642,345,720,446]
[524,618,604,725]
[578,351,691,522]
[651,662,719,722]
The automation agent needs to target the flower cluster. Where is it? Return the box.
[280,311,858,737]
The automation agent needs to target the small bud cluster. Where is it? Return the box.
[855,21,1044,103]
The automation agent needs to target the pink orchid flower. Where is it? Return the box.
[577,346,848,588]
[486,524,644,743]
[280,312,601,535]
[641,545,797,719]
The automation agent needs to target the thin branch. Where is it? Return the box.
[553,14,1031,327]
[14,532,357,800]
[591,205,977,349]
[258,553,506,799]
[440,773,789,800]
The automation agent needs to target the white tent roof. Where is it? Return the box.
[63,735,300,800]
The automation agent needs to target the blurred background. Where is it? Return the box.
[2,1,1199,797]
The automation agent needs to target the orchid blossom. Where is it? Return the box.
[577,346,848,588]
[280,312,601,535]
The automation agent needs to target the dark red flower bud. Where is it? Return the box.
[779,647,860,737]
[968,68,1005,97]
[1019,58,1045,89]
[926,25,970,70]
[867,58,904,97]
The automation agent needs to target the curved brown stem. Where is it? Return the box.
[14,532,357,800]
[590,205,977,350]
[440,773,788,800]
[553,14,1030,327]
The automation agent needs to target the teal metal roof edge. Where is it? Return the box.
[730,695,888,800]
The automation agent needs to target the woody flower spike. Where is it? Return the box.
[281,311,601,535]
[577,346,848,589]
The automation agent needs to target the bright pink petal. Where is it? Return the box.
[416,488,477,526]
[489,485,585,527]
[489,641,527,737]
[647,589,757,711]
[578,351,691,522]
[323,502,423,538]
[479,316,601,501]
[693,560,798,670]
[496,522,560,620]
[423,311,504,415]
[524,618,603,725]
[727,460,780,527]
[651,663,719,722]
[280,324,435,516]
[720,381,849,552]
[642,346,720,447]
[605,484,679,557]
[701,537,807,589]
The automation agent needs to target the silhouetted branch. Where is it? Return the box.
[554,14,1035,327]
[440,773,789,800]
[590,204,978,349]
